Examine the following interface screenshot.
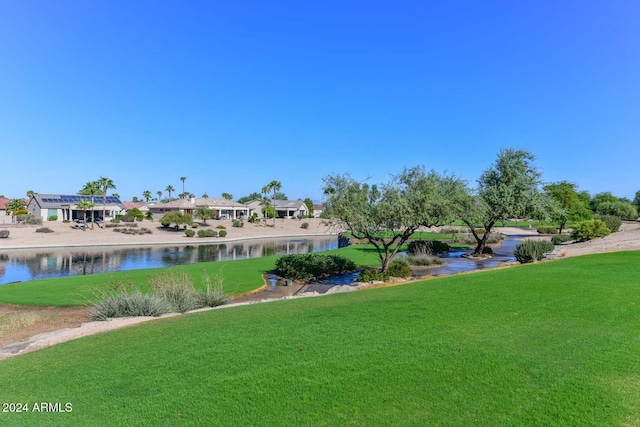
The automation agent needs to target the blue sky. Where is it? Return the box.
[1,1,638,202]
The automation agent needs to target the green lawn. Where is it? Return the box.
[1,251,639,426]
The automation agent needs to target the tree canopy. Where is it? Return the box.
[323,166,467,272]
[543,181,592,234]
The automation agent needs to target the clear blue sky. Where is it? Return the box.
[1,1,638,202]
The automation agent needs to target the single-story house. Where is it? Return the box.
[148,196,250,220]
[313,204,324,218]
[0,198,29,224]
[246,199,309,219]
[122,201,150,216]
[27,194,126,222]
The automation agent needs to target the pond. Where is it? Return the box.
[304,235,525,293]
[0,237,338,285]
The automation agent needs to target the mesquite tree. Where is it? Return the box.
[323,166,467,272]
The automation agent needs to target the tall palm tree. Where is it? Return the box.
[157,191,162,202]
[79,181,101,229]
[26,190,35,198]
[261,185,270,222]
[268,180,282,225]
[142,190,152,203]
[166,185,175,201]
[97,176,116,223]
[180,176,187,194]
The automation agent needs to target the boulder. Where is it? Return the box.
[0,230,9,238]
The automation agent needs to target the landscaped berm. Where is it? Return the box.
[0,223,639,425]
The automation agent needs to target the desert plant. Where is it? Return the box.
[149,273,202,313]
[514,240,555,264]
[35,227,54,233]
[551,234,573,245]
[216,225,226,229]
[232,220,244,228]
[357,268,389,283]
[218,230,227,237]
[407,240,450,255]
[395,253,442,266]
[91,289,171,321]
[571,219,611,242]
[197,229,217,238]
[536,226,558,234]
[191,223,199,228]
[199,273,229,307]
[26,215,42,225]
[185,229,195,237]
[595,215,621,233]
[301,222,309,229]
[120,214,136,223]
[386,260,412,278]
[127,208,144,221]
[48,215,58,221]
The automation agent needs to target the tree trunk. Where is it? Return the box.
[474,232,489,255]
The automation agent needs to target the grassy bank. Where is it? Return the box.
[0,244,385,306]
[1,251,639,425]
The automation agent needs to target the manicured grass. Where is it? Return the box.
[1,252,639,425]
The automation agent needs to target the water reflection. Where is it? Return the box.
[0,237,338,284]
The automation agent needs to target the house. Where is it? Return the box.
[122,201,150,216]
[0,198,30,224]
[27,194,126,222]
[148,196,250,220]
[246,199,309,219]
[313,204,324,218]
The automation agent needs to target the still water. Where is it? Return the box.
[0,237,338,285]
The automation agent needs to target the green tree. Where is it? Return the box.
[543,181,592,234]
[323,167,467,272]
[79,181,101,229]
[221,192,233,200]
[156,191,162,202]
[97,176,116,222]
[76,200,94,231]
[6,199,26,216]
[633,189,640,214]
[202,192,209,198]
[26,190,35,198]
[160,212,184,228]
[142,190,152,203]
[267,180,282,225]
[591,192,638,218]
[197,207,213,225]
[303,198,314,218]
[132,197,140,202]
[112,193,120,199]
[178,192,190,199]
[165,185,175,201]
[461,149,543,255]
[237,192,261,204]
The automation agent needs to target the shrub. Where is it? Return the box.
[184,229,195,237]
[571,219,611,242]
[145,211,154,220]
[232,220,244,228]
[62,219,70,223]
[407,240,450,255]
[197,229,217,238]
[35,227,54,233]
[514,240,555,264]
[357,268,389,282]
[596,215,621,233]
[248,213,259,223]
[395,253,442,266]
[551,234,573,245]
[91,289,171,321]
[127,208,144,221]
[275,253,356,280]
[482,246,494,255]
[26,216,42,225]
[216,225,226,229]
[120,214,135,223]
[387,260,412,278]
[149,272,202,313]
[199,273,229,307]
[301,222,309,229]
[191,223,199,228]
[218,230,227,237]
[48,215,58,221]
[536,226,558,234]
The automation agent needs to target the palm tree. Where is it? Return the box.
[267,180,282,225]
[142,190,152,203]
[261,185,270,222]
[202,192,209,198]
[180,176,187,194]
[221,192,233,200]
[26,190,35,198]
[79,181,101,229]
[166,185,175,201]
[76,200,94,231]
[157,191,162,202]
[112,193,120,198]
[97,176,116,223]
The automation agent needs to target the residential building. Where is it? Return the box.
[27,194,126,222]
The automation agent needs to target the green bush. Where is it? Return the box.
[395,253,442,266]
[407,240,450,255]
[571,219,611,242]
[482,246,494,255]
[536,226,558,234]
[301,222,309,229]
[127,208,144,221]
[232,220,244,228]
[121,214,135,223]
[218,230,227,237]
[197,229,217,238]
[387,260,412,278]
[357,268,389,282]
[26,215,42,225]
[216,225,226,229]
[248,213,259,223]
[35,227,54,233]
[48,215,58,221]
[275,253,356,280]
[191,223,199,228]
[596,215,621,233]
[514,240,555,264]
[551,234,573,245]
[184,229,195,237]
